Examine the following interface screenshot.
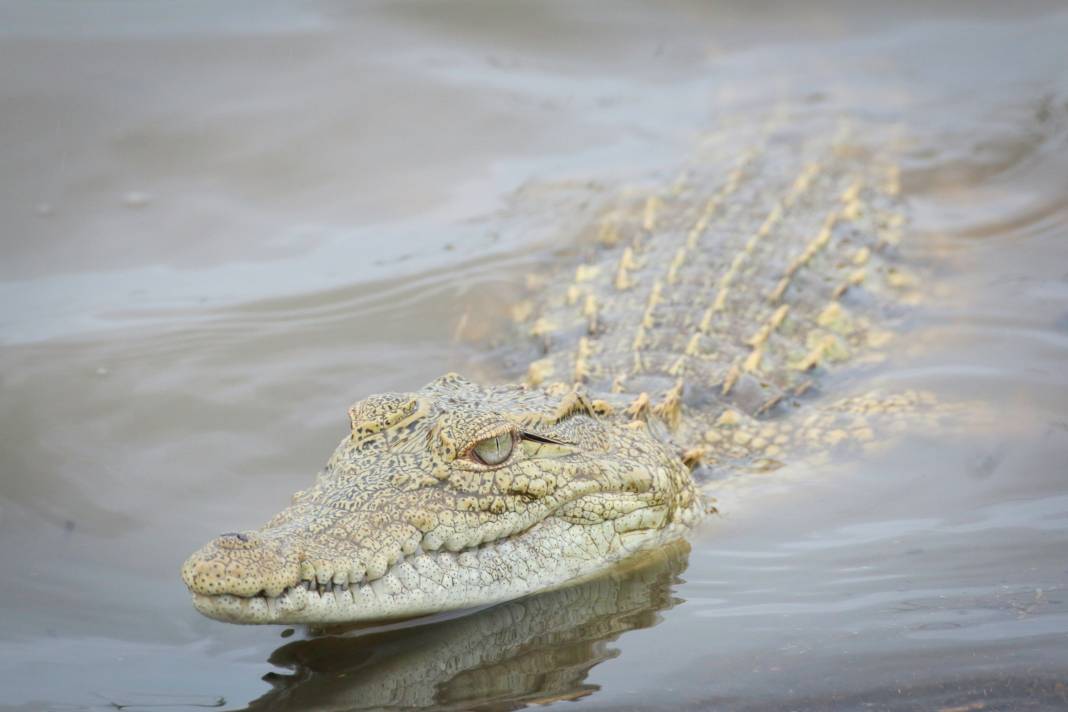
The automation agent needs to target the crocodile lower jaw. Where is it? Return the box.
[189,505,703,625]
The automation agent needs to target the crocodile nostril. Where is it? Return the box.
[220,532,250,543]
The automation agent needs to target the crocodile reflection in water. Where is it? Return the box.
[242,543,688,711]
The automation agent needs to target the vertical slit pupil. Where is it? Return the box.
[475,432,513,465]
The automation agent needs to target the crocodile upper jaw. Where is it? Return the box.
[187,505,702,625]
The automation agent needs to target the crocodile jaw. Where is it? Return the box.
[188,504,702,625]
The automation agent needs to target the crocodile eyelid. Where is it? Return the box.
[520,430,570,446]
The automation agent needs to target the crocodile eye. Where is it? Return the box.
[471,432,514,466]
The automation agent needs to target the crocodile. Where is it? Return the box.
[182,106,923,624]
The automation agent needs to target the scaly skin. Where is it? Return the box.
[183,375,701,623]
[183,108,918,624]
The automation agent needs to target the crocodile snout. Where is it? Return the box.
[181,530,301,598]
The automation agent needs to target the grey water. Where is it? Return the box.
[1,2,1067,710]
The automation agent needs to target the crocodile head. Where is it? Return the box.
[181,373,701,624]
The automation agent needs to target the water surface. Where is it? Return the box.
[1,2,1067,710]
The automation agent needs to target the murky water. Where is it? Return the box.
[2,2,1067,710]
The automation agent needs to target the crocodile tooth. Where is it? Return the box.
[365,555,388,581]
[349,564,367,584]
[287,584,307,610]
[354,583,372,605]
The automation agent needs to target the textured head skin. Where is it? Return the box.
[182,373,701,624]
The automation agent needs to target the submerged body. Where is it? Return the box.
[182,108,916,624]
